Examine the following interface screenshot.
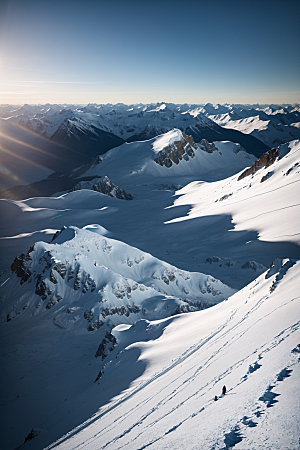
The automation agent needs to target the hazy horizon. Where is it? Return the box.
[1,100,300,107]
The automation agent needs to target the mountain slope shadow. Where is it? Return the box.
[134,211,300,287]
[2,317,174,450]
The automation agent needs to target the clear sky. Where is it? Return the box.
[0,0,299,104]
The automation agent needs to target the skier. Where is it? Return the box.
[222,385,227,395]
[214,395,218,401]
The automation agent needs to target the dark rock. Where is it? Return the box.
[53,262,67,279]
[199,139,217,153]
[50,226,67,243]
[238,148,279,181]
[35,276,48,300]
[154,131,196,168]
[88,320,104,331]
[73,175,133,200]
[260,171,273,183]
[101,304,140,319]
[11,246,34,284]
[24,428,37,443]
[95,331,117,358]
[50,270,58,284]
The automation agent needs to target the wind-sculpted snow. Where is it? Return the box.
[45,259,300,450]
[168,140,300,249]
[0,121,299,449]
[1,226,234,328]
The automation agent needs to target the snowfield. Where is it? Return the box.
[48,259,300,450]
[0,120,299,450]
[168,140,300,246]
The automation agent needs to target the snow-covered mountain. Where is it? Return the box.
[3,225,234,326]
[0,109,299,449]
[168,140,300,250]
[0,130,264,288]
[202,103,300,148]
[1,102,299,191]
[48,258,300,450]
[1,254,299,448]
[0,103,270,168]
[2,101,298,194]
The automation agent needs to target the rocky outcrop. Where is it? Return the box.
[50,226,67,243]
[5,227,234,330]
[73,175,133,200]
[238,148,279,181]
[199,139,218,153]
[11,246,34,284]
[95,331,117,359]
[154,132,197,168]
[260,171,273,183]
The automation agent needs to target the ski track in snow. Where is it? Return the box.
[1,129,300,450]
[119,320,300,450]
[54,277,300,450]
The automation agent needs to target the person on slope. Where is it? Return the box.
[214,395,218,401]
[222,385,227,395]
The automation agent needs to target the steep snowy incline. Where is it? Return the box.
[0,226,234,449]
[167,140,300,248]
[49,259,300,450]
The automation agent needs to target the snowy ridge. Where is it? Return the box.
[0,110,299,449]
[47,258,300,450]
[2,226,234,328]
[83,129,255,182]
[205,104,300,147]
[152,129,187,153]
[168,140,300,246]
[0,103,270,160]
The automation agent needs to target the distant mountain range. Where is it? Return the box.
[1,102,284,190]
[0,103,299,450]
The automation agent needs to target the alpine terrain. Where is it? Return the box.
[0,103,299,450]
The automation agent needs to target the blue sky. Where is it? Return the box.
[0,0,299,104]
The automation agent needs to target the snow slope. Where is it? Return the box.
[0,226,234,449]
[0,118,54,190]
[47,258,300,450]
[1,225,234,326]
[206,105,300,148]
[0,132,267,290]
[168,140,300,247]
[0,125,299,449]
[1,103,270,158]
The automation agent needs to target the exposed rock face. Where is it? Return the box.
[11,246,34,284]
[260,171,273,183]
[154,131,197,168]
[73,175,133,200]
[199,139,218,153]
[50,226,67,243]
[6,227,234,332]
[95,331,117,359]
[238,148,279,181]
